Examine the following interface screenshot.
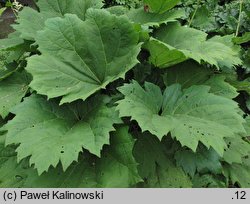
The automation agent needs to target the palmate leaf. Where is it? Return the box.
[1,127,141,187]
[0,145,97,188]
[13,0,104,41]
[2,94,121,174]
[145,22,242,69]
[143,0,181,14]
[0,72,30,119]
[26,10,141,104]
[22,153,98,188]
[133,133,191,187]
[116,81,245,155]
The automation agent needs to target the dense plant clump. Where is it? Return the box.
[0,0,249,187]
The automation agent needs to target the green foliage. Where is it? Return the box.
[27,10,140,104]
[13,0,104,41]
[3,94,121,174]
[145,23,242,69]
[175,146,222,178]
[116,81,245,155]
[181,0,250,35]
[0,0,249,188]
[133,133,192,187]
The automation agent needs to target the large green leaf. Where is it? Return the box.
[29,127,142,187]
[0,144,97,188]
[175,146,222,177]
[2,127,141,187]
[0,72,30,118]
[2,94,121,174]
[116,81,245,155]
[36,0,104,20]
[143,0,181,14]
[127,7,185,26]
[145,22,242,68]
[13,0,104,41]
[26,10,141,104]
